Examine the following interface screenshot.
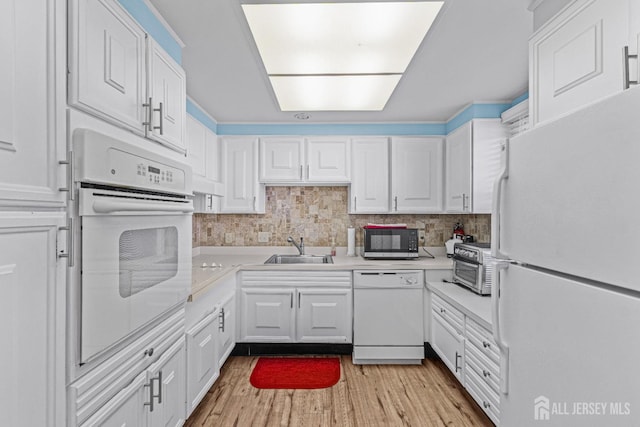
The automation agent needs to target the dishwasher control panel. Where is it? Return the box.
[353,270,424,288]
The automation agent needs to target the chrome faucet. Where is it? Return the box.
[287,236,305,255]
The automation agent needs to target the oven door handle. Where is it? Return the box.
[93,198,194,214]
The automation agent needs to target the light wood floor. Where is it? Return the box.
[185,355,493,427]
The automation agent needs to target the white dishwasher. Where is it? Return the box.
[353,270,424,364]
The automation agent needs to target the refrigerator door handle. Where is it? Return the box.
[492,260,510,395]
[491,139,510,260]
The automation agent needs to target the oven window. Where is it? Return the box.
[119,227,178,298]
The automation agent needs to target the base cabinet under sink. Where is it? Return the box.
[238,271,352,344]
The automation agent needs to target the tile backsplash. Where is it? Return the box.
[193,186,490,248]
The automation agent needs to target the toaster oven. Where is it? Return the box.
[452,242,495,295]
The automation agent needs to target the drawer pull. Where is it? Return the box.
[482,369,490,378]
[483,401,491,409]
[144,347,154,357]
[482,341,491,349]
[455,351,461,372]
[440,307,445,313]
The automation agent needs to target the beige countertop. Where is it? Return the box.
[427,281,493,330]
[191,246,452,300]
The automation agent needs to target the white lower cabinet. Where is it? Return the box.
[239,271,352,343]
[430,293,501,425]
[69,309,185,427]
[218,293,236,366]
[186,311,219,416]
[184,273,236,417]
[430,296,465,382]
[0,213,66,427]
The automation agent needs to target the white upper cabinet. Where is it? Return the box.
[350,137,390,213]
[69,0,186,152]
[445,120,507,214]
[69,0,146,133]
[391,137,444,213]
[259,137,304,182]
[306,137,351,182]
[186,116,207,177]
[0,0,66,207]
[259,137,350,184]
[530,0,639,126]
[220,136,264,213]
[205,129,220,183]
[146,38,186,151]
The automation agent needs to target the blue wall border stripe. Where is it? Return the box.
[187,100,218,133]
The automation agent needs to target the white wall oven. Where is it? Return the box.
[73,130,193,364]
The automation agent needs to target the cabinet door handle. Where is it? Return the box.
[624,46,638,89]
[462,193,468,211]
[153,102,164,135]
[298,292,301,309]
[144,377,155,412]
[394,196,398,211]
[354,196,357,212]
[58,218,74,267]
[142,97,153,133]
[290,293,293,308]
[299,165,303,180]
[58,151,75,201]
[454,351,461,372]
[306,164,310,180]
[253,196,257,211]
[156,370,163,404]
[219,307,225,332]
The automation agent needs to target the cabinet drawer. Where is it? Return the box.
[465,317,499,365]
[465,342,500,395]
[465,364,500,425]
[431,294,464,334]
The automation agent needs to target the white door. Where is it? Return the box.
[499,264,640,427]
[350,138,389,213]
[217,293,236,367]
[240,288,295,342]
[147,38,186,152]
[81,214,191,362]
[391,137,443,213]
[69,0,146,134]
[445,123,472,213]
[0,213,66,427]
[80,371,148,427]
[186,116,207,177]
[259,137,303,182]
[297,288,352,343]
[148,337,186,427]
[306,137,351,182]
[530,0,630,125]
[431,312,465,382]
[221,137,260,213]
[186,311,219,417]
[0,0,66,207]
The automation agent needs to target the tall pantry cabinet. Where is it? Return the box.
[0,0,68,426]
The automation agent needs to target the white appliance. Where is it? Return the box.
[492,89,640,426]
[74,130,193,363]
[353,270,424,364]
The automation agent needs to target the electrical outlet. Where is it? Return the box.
[225,233,234,244]
[418,230,425,241]
[258,232,270,243]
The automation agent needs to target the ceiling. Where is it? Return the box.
[148,0,533,124]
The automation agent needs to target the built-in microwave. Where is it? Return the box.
[361,227,419,259]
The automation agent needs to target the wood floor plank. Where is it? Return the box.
[185,356,493,427]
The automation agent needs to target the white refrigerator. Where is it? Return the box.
[492,87,640,427]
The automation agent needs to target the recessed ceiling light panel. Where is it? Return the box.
[242,1,444,111]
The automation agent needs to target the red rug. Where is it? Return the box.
[249,357,341,389]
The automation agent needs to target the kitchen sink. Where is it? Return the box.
[264,254,333,264]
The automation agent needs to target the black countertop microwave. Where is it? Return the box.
[361,228,419,259]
